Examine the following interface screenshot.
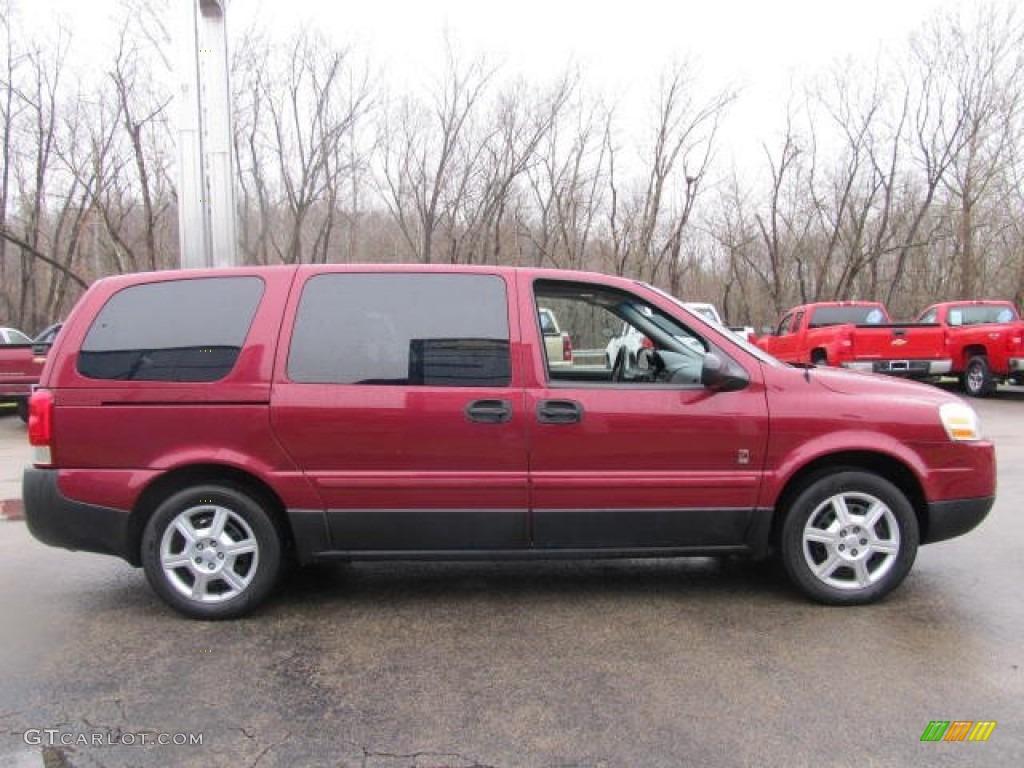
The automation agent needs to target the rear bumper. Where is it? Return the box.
[923,496,994,544]
[22,468,136,564]
[841,358,953,377]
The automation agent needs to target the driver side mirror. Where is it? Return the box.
[701,353,749,392]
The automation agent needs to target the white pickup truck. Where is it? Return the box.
[538,308,573,367]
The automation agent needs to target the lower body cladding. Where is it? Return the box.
[290,507,776,562]
[841,358,953,377]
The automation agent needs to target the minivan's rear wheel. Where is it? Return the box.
[780,471,918,605]
[141,484,282,619]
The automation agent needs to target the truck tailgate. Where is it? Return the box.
[851,324,946,360]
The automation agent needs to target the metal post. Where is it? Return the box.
[197,0,237,268]
[176,0,208,268]
[176,0,237,268]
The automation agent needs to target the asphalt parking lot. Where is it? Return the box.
[0,390,1021,767]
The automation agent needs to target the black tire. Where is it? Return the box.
[963,355,995,397]
[811,350,828,366]
[16,398,28,423]
[780,470,919,605]
[141,484,282,620]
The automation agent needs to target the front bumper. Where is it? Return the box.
[923,496,994,544]
[22,468,136,564]
[841,358,953,377]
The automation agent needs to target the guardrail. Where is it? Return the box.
[571,348,606,366]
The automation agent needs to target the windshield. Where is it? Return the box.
[685,304,721,323]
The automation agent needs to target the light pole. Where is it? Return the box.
[176,0,238,268]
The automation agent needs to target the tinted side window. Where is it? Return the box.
[288,273,510,387]
[78,277,264,382]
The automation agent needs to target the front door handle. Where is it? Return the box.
[465,399,513,424]
[537,399,584,424]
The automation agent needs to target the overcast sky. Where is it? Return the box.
[18,0,972,169]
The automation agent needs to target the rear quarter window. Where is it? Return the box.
[77,276,264,382]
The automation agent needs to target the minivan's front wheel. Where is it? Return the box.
[780,471,919,605]
[142,485,282,619]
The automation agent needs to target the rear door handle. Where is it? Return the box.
[537,399,584,424]
[465,399,513,424]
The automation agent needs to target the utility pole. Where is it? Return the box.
[176,0,237,268]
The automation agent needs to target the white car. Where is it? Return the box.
[604,322,650,368]
[682,302,722,324]
[604,302,756,368]
[684,303,755,341]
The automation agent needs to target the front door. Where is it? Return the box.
[523,277,770,551]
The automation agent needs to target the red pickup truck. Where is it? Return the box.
[756,301,952,379]
[0,345,44,422]
[0,324,61,421]
[915,300,1024,397]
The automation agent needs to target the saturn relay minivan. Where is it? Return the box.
[23,265,995,619]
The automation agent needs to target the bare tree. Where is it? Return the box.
[378,41,495,263]
[235,29,371,265]
[0,0,20,316]
[919,3,1024,298]
[525,93,610,270]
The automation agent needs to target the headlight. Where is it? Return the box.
[939,402,983,441]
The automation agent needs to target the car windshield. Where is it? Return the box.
[2,328,32,344]
[687,305,719,323]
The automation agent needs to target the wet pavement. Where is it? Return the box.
[0,391,1022,767]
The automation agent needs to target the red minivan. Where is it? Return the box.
[24,266,996,619]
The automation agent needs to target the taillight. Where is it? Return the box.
[562,334,573,361]
[641,336,654,350]
[28,389,54,465]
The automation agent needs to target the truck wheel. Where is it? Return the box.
[811,351,827,366]
[141,484,282,620]
[16,398,28,423]
[780,470,919,605]
[963,355,995,397]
